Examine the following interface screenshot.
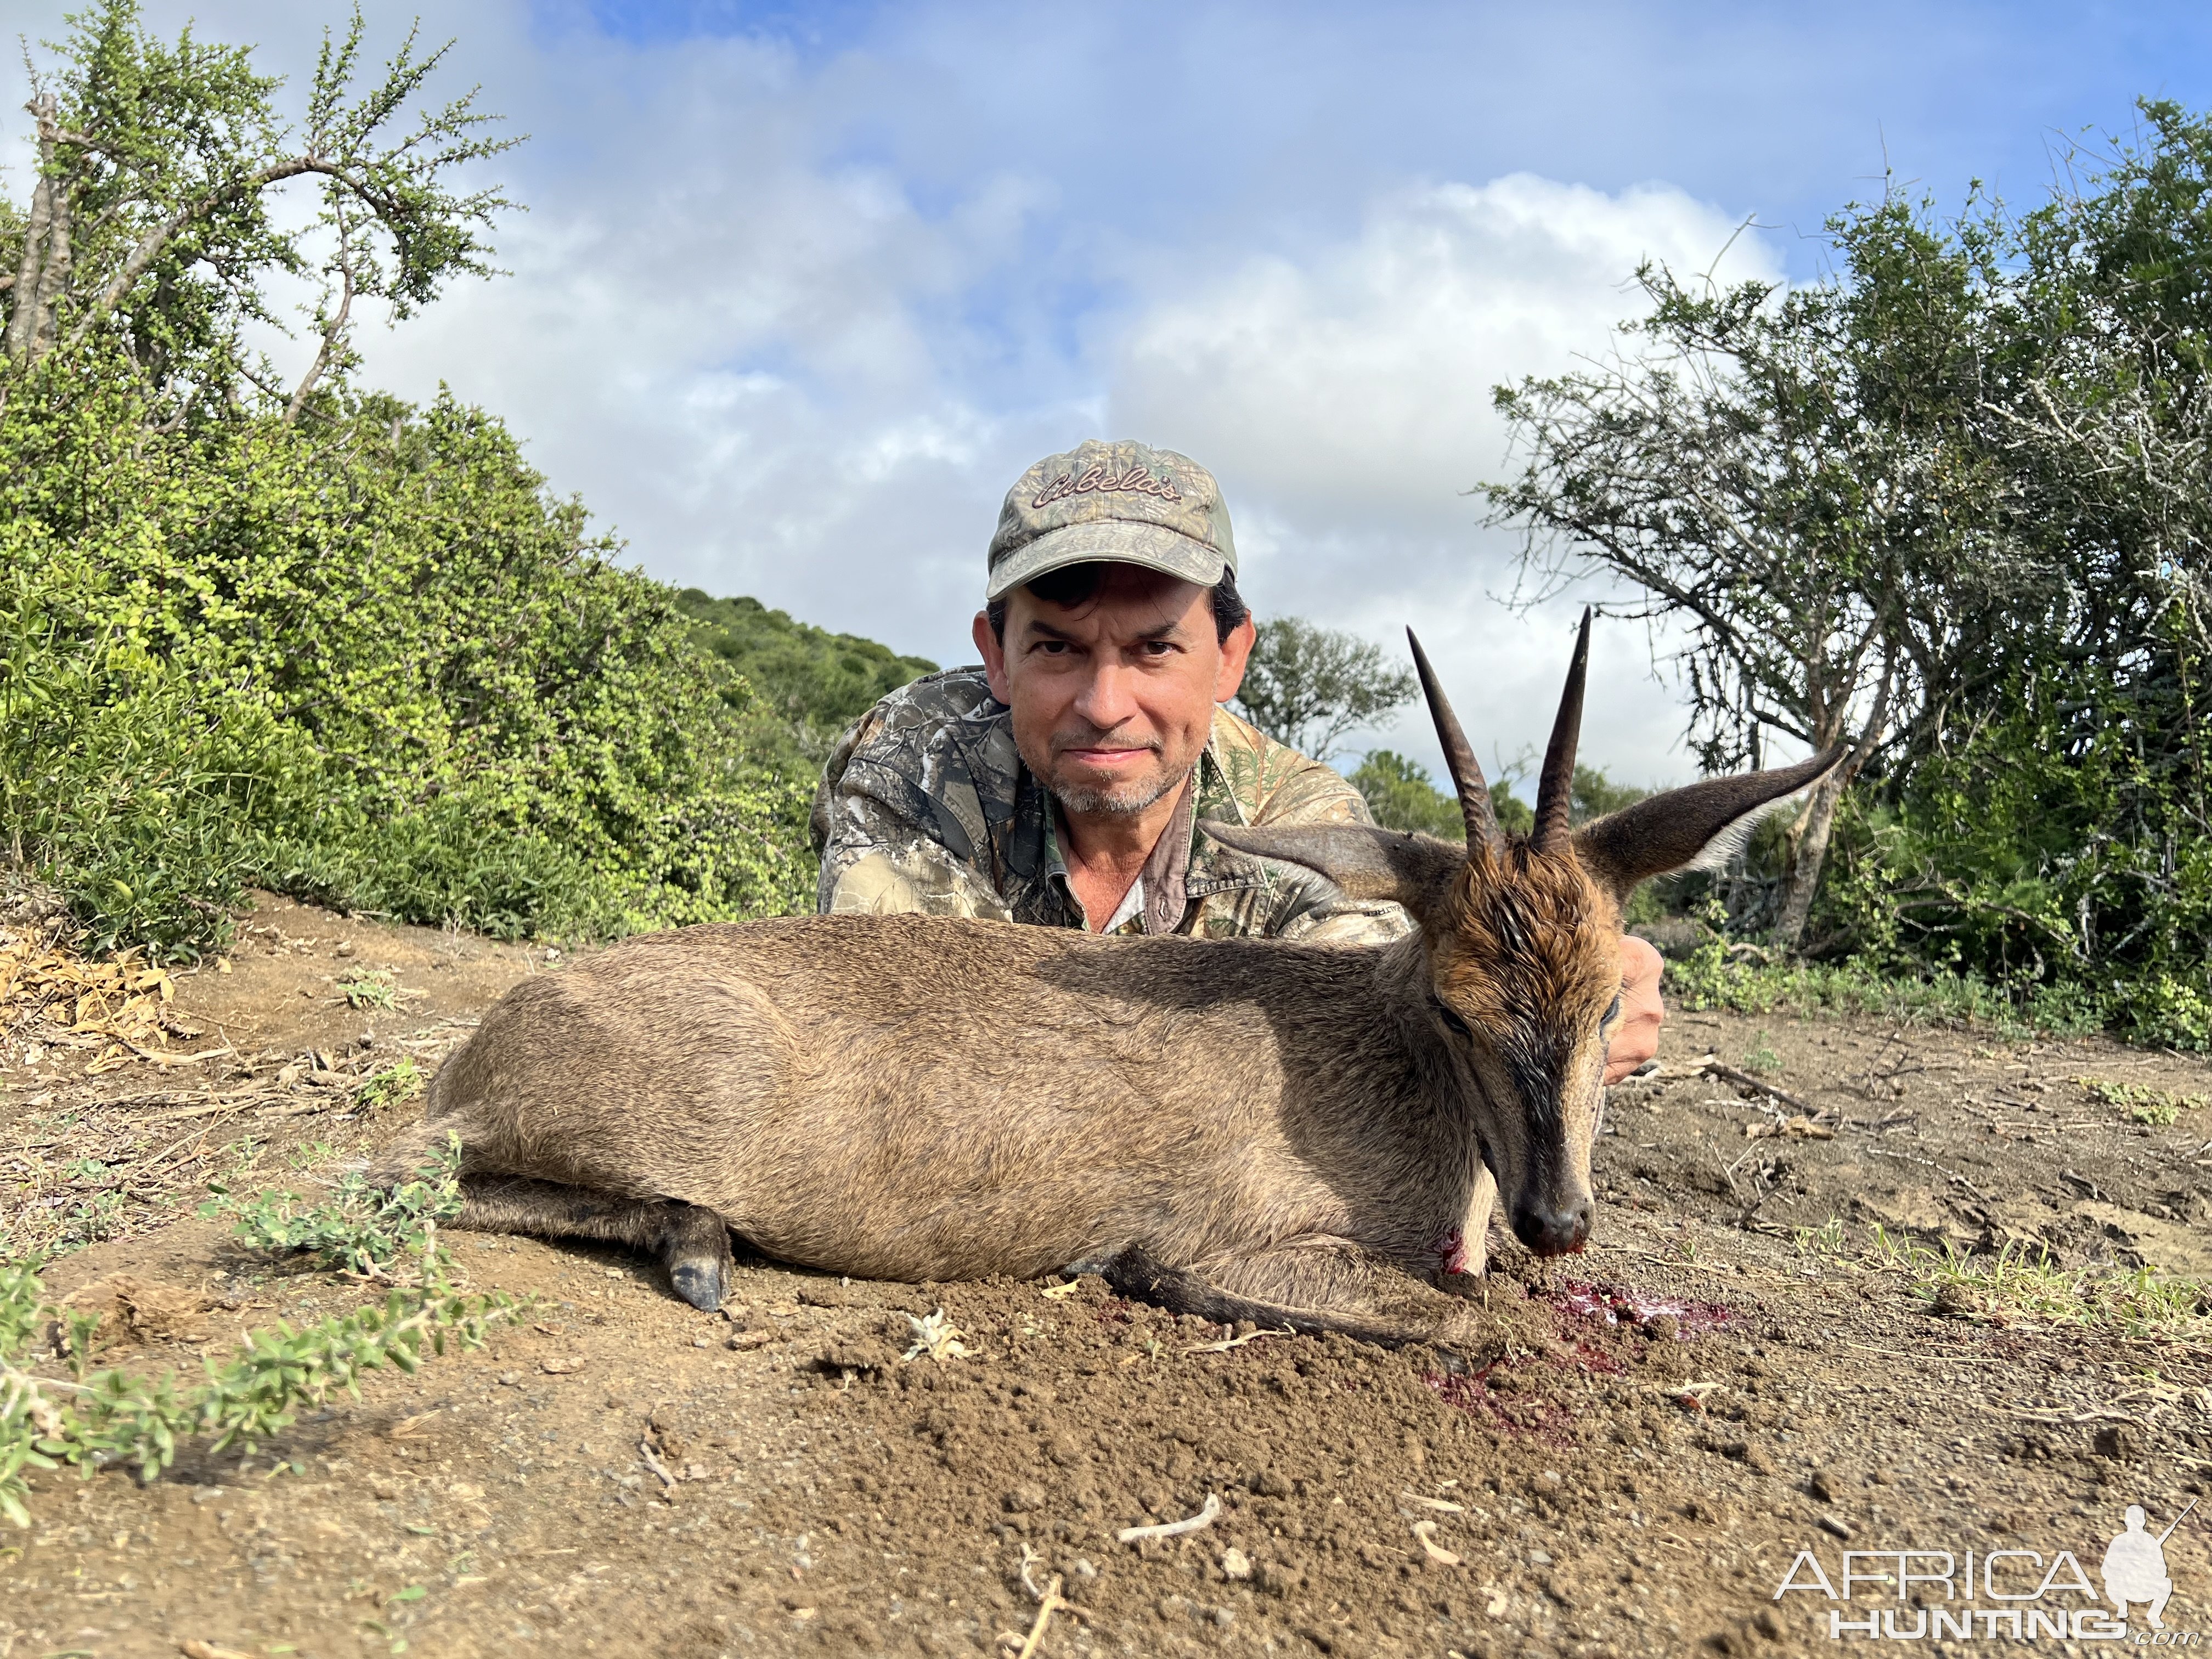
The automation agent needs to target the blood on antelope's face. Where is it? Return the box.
[1201,611,1843,1260]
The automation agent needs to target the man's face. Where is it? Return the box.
[974,564,1256,817]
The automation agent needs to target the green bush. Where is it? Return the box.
[676,590,936,764]
[1,351,817,955]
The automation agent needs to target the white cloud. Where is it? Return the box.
[1106,175,1784,784]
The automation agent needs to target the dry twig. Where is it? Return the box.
[1116,1492,1221,1544]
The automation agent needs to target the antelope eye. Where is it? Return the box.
[1433,999,1473,1039]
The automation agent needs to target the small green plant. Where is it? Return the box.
[353,1057,425,1113]
[1792,1216,1847,1258]
[2074,1076,2207,1126]
[208,1138,464,1281]
[0,1262,512,1527]
[0,1139,517,1528]
[337,972,400,1012]
[1742,1031,1782,1076]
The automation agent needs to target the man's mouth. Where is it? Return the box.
[1060,746,1156,770]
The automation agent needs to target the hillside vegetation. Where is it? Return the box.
[675,591,937,768]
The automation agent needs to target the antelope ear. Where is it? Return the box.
[1199,821,1464,918]
[1573,749,1846,904]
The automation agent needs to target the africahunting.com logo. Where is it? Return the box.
[1773,1499,2199,1643]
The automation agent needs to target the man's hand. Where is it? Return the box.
[1603,934,1665,1085]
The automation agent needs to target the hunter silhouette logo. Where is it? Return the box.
[2103,1499,2192,1630]
[1770,1497,2199,1641]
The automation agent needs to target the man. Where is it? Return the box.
[811,438,1663,1079]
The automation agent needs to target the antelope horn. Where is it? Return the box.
[1532,608,1593,854]
[1406,629,1502,852]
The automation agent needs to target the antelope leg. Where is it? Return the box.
[457,1176,735,1312]
[1102,1241,1487,1351]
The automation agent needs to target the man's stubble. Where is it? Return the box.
[1035,725,1197,819]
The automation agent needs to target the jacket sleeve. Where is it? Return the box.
[811,710,1015,921]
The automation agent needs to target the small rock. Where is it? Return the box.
[447,1481,484,1502]
[1644,1314,1681,1342]
[1248,1468,1292,1498]
[1221,1547,1252,1581]
[1818,1514,1853,1541]
[1155,1594,1190,1621]
[496,1371,522,1387]
[1808,1469,1841,1503]
[1003,1483,1048,1514]
[189,1486,226,1506]
[692,1335,713,1349]
[539,1356,585,1375]
[1529,1549,1554,1566]
[1533,1469,1563,1494]
[1070,1559,1098,1582]
[727,1329,774,1350]
[1212,1606,1237,1628]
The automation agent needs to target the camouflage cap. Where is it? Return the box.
[985,439,1238,601]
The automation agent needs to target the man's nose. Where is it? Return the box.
[1071,661,1139,731]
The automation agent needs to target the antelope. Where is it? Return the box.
[371,615,1836,1348]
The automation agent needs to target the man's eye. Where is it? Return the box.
[1142,640,1175,657]
[1604,994,1623,1025]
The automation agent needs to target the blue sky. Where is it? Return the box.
[10,0,2210,780]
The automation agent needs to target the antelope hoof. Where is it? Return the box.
[669,1256,727,1312]
[663,1203,735,1311]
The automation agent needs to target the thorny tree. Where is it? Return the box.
[0,0,516,417]
[1482,200,2014,949]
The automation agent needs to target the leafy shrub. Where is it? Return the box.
[1351,751,1532,838]
[210,1135,464,1281]
[1,353,817,955]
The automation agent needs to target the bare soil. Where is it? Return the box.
[3,897,2210,1658]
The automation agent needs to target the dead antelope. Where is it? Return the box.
[372,614,1836,1348]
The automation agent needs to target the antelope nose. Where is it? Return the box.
[1511,1196,1591,1256]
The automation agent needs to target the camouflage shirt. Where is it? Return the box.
[810,668,1412,944]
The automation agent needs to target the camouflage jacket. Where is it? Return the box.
[810,668,1412,944]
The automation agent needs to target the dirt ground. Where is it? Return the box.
[3,896,2210,1658]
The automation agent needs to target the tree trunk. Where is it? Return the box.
[3,99,61,365]
[1771,765,1846,950]
[1771,664,1892,951]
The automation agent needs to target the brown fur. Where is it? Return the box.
[372,743,1836,1344]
